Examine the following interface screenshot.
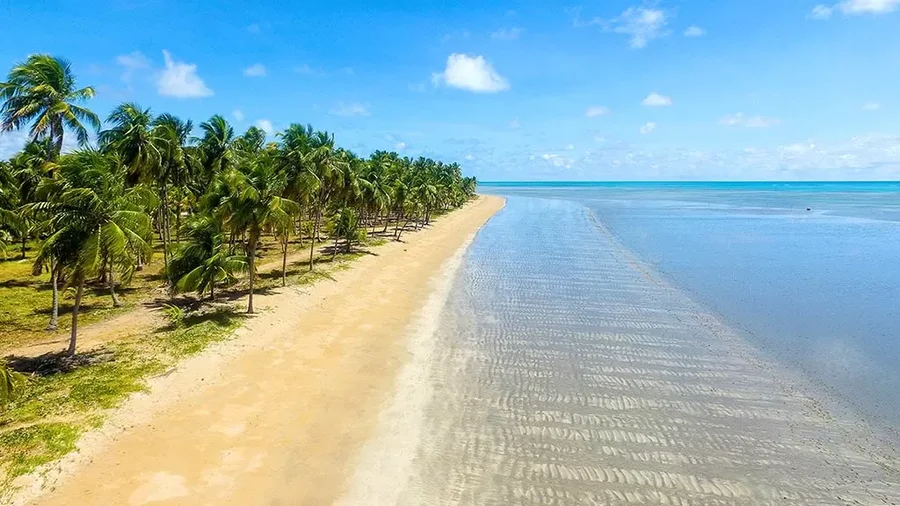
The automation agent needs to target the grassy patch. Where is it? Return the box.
[0,306,241,495]
[0,226,414,497]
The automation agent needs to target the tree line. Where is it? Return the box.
[0,54,478,364]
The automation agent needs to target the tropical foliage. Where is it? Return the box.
[0,54,477,358]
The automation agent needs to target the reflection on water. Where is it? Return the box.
[407,197,899,506]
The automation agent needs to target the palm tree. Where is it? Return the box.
[196,115,234,182]
[0,54,99,156]
[213,148,296,313]
[31,149,154,356]
[303,131,346,270]
[0,361,25,411]
[169,214,245,300]
[152,113,193,274]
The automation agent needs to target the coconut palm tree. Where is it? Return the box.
[196,115,235,183]
[152,113,193,274]
[0,54,99,156]
[303,131,346,270]
[213,148,297,313]
[169,214,246,300]
[31,149,154,357]
[0,361,25,411]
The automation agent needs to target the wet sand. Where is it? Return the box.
[13,195,505,506]
[339,196,900,505]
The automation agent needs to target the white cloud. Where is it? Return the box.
[640,122,657,134]
[642,93,672,107]
[464,154,475,160]
[255,119,274,135]
[719,113,781,128]
[116,51,149,83]
[491,27,524,40]
[232,109,245,122]
[810,4,834,18]
[813,0,900,17]
[243,63,267,77]
[585,105,611,117]
[595,135,607,143]
[509,118,521,129]
[330,102,371,117]
[395,141,407,151]
[0,130,29,159]
[840,0,900,14]
[432,54,510,93]
[862,102,882,110]
[684,25,706,37]
[294,64,324,76]
[540,153,574,169]
[157,50,213,98]
[565,144,576,151]
[612,7,668,48]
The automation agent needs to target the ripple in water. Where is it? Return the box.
[401,197,900,506]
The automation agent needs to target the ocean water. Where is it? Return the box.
[398,193,900,505]
[480,182,900,429]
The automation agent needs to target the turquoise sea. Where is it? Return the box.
[480,181,900,429]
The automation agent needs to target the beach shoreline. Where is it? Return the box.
[10,195,505,506]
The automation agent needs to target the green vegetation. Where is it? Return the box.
[0,54,477,492]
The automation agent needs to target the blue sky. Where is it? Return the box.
[1,0,899,180]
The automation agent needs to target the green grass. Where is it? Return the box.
[0,243,165,351]
[0,307,243,495]
[0,227,412,497]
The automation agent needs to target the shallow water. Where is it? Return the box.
[403,195,900,505]
[482,182,900,428]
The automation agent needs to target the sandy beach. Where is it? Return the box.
[10,195,504,506]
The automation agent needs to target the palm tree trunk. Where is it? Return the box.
[161,184,170,279]
[20,236,26,259]
[281,235,288,287]
[309,207,321,271]
[47,261,59,331]
[68,279,85,358]
[109,266,121,308]
[332,231,339,261]
[247,237,257,314]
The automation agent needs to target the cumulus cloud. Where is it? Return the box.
[464,154,475,160]
[232,109,245,121]
[491,27,524,40]
[255,119,274,135]
[585,105,611,117]
[395,141,407,151]
[840,0,900,14]
[116,51,149,83]
[243,63,267,77]
[0,130,29,159]
[719,113,781,128]
[330,102,371,117]
[812,0,899,18]
[684,25,706,37]
[810,4,834,18]
[862,102,882,110]
[640,122,657,134]
[157,50,213,98]
[509,118,521,129]
[642,93,672,107]
[539,153,574,169]
[432,54,510,93]
[294,64,325,76]
[610,7,668,48]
